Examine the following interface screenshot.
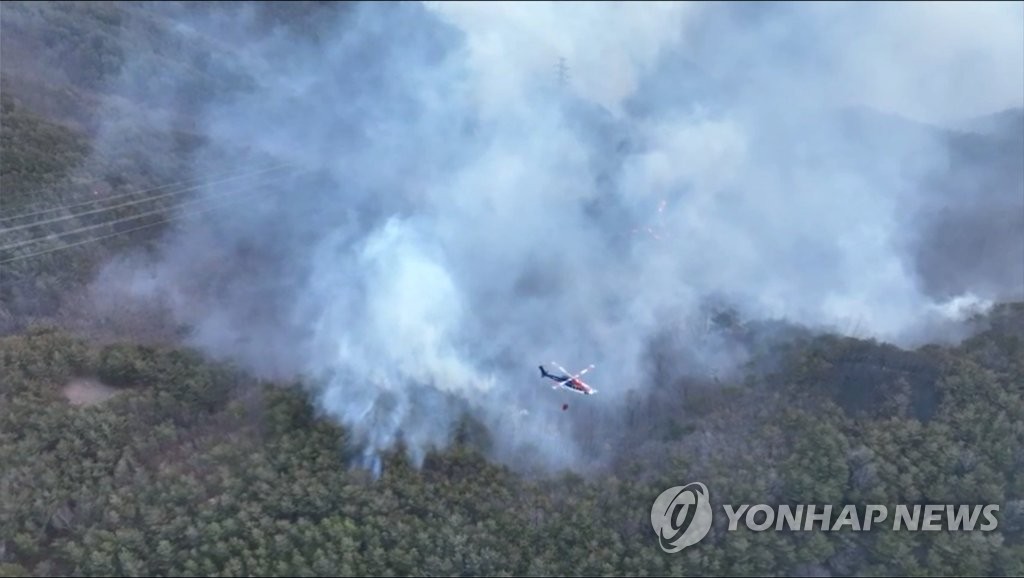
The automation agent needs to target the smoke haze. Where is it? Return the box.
[87,1,1024,473]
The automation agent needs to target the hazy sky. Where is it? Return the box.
[431,1,1024,125]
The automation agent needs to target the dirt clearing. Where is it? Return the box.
[63,378,121,406]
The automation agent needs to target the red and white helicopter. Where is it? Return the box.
[539,362,598,396]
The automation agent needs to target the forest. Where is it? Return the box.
[1,307,1022,576]
[2,2,1023,576]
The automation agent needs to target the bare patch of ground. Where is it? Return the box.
[63,378,121,406]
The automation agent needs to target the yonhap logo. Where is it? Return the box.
[650,482,714,553]
[652,482,1002,552]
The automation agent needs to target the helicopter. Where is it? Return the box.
[539,362,598,396]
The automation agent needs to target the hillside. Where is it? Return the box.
[1,2,1023,576]
[1,303,1022,575]
[3,1,1022,334]
[0,1,275,336]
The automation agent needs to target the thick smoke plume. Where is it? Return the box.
[90,1,1024,474]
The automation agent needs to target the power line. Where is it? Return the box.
[0,161,294,222]
[0,168,305,254]
[0,161,299,225]
[0,162,297,234]
[0,182,287,266]
[0,168,302,254]
[0,174,112,213]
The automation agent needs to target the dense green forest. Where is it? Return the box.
[1,306,1023,576]
[2,2,1023,576]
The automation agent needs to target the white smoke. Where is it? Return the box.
[88,1,1023,474]
[426,1,703,116]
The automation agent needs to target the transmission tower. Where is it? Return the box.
[556,56,570,88]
